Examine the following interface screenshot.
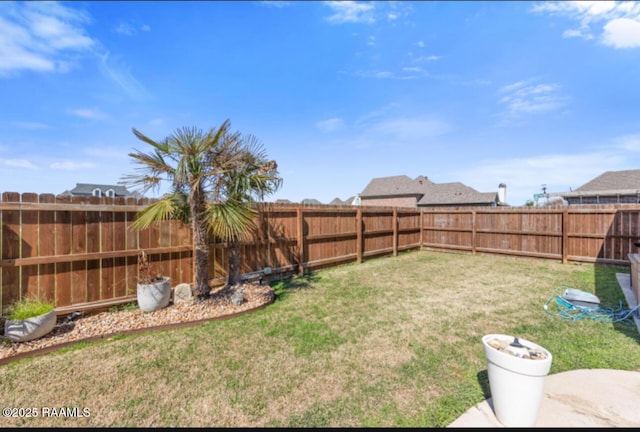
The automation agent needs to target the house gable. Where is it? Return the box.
[559,169,640,204]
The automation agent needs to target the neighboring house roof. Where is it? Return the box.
[360,175,431,197]
[329,196,355,205]
[59,183,141,198]
[417,182,498,206]
[360,175,499,206]
[575,169,640,191]
[559,169,640,198]
[301,198,322,205]
[275,199,293,204]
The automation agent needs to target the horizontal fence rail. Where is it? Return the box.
[2,191,639,314]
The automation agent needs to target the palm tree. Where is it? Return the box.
[207,134,282,285]
[121,120,279,299]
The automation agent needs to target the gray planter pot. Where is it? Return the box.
[4,310,57,342]
[137,277,171,312]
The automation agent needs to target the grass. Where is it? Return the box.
[1,250,639,427]
[5,297,55,321]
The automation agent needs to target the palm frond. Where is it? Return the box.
[130,196,179,231]
[206,200,257,242]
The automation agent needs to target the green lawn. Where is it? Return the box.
[1,250,639,427]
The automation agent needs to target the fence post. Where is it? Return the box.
[392,208,398,256]
[562,209,569,264]
[419,209,424,248]
[297,206,304,275]
[472,210,477,255]
[356,207,363,263]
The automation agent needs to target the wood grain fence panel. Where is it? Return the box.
[85,196,101,303]
[54,195,72,307]
[264,207,298,271]
[112,197,127,298]
[362,210,394,257]
[177,221,192,285]
[38,194,56,303]
[167,220,180,283]
[20,193,39,300]
[1,192,21,312]
[100,197,115,300]
[71,196,88,304]
[124,197,139,296]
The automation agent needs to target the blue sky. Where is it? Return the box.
[1,1,640,206]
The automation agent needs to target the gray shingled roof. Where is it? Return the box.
[360,175,498,206]
[360,175,432,197]
[574,169,640,192]
[329,197,350,205]
[61,183,141,198]
[301,198,322,205]
[417,182,497,206]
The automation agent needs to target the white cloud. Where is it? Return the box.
[115,22,151,36]
[357,115,452,143]
[0,2,94,75]
[416,41,425,48]
[532,1,640,49]
[50,160,95,170]
[68,108,108,119]
[99,51,148,100]
[115,22,135,36]
[324,1,375,24]
[3,159,37,169]
[603,17,640,48]
[613,133,640,151]
[259,1,292,8]
[453,151,629,206]
[11,121,49,129]
[498,80,568,117]
[562,28,594,39]
[316,117,345,132]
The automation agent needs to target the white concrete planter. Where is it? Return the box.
[4,310,57,343]
[137,277,171,312]
[482,334,553,427]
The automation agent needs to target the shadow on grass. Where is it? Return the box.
[476,369,491,400]
[271,273,322,301]
[593,263,640,344]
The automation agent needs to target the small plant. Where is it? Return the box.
[6,296,55,321]
[138,251,165,284]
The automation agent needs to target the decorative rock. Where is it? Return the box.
[231,287,245,306]
[173,283,196,305]
[486,336,549,360]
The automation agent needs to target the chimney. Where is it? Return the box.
[498,183,507,204]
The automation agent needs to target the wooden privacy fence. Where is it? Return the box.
[422,206,640,265]
[2,191,639,314]
[0,194,422,314]
[0,192,193,314]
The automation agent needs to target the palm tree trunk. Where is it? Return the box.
[227,236,242,286]
[191,188,210,299]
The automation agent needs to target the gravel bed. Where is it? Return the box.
[1,283,275,361]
